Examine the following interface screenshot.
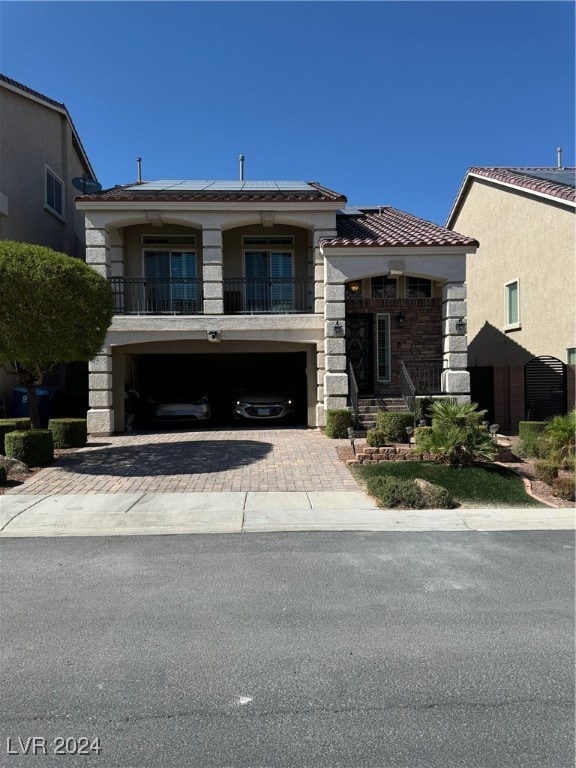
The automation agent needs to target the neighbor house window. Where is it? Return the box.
[371,276,397,298]
[567,348,576,365]
[406,277,432,298]
[45,167,64,218]
[505,279,520,327]
[377,314,391,382]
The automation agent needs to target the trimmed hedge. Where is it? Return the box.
[366,429,389,447]
[325,409,352,439]
[375,411,414,443]
[48,418,87,449]
[4,430,54,467]
[365,475,455,509]
[0,418,31,452]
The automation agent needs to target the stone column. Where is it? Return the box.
[87,347,114,436]
[202,228,223,314]
[313,228,336,314]
[322,259,348,422]
[85,227,111,278]
[441,282,470,402]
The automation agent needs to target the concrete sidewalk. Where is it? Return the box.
[1,492,574,537]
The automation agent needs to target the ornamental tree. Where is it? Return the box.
[0,241,113,429]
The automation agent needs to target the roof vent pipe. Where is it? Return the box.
[136,157,142,183]
[239,154,245,181]
[557,147,563,169]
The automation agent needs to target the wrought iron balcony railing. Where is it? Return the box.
[223,278,313,314]
[110,278,204,315]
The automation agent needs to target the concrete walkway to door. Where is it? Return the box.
[4,427,359,496]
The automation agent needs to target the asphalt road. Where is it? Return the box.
[0,531,574,768]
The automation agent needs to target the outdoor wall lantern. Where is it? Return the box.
[455,319,467,335]
[349,281,361,293]
[405,425,414,444]
[333,320,344,336]
[396,312,405,327]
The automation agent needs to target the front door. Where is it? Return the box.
[346,314,374,395]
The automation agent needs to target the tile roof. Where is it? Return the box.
[321,207,478,248]
[467,167,576,203]
[79,180,347,203]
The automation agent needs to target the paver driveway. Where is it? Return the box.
[6,427,359,495]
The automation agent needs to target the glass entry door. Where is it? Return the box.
[144,251,197,312]
[245,251,293,312]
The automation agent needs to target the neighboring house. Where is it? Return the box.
[447,166,576,431]
[76,180,479,435]
[0,73,97,415]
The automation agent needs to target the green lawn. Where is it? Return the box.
[352,462,545,507]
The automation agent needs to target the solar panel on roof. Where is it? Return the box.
[514,168,575,187]
[122,179,315,192]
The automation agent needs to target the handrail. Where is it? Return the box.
[399,360,416,415]
[348,362,359,429]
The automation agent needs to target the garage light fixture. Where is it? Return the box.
[207,330,221,342]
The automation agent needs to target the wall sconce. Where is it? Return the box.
[455,319,467,335]
[207,330,221,343]
[333,320,344,336]
[396,312,405,327]
[349,281,361,293]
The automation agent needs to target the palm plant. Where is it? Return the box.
[539,410,576,467]
[426,398,487,428]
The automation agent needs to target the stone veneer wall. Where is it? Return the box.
[345,298,443,394]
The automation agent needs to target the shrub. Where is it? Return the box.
[366,429,389,447]
[517,421,547,458]
[539,410,576,466]
[325,409,352,439]
[534,460,559,484]
[552,477,575,502]
[422,483,456,509]
[375,411,414,443]
[413,426,433,444]
[414,397,435,425]
[48,418,87,449]
[427,398,486,428]
[412,423,497,467]
[4,430,54,467]
[366,475,426,508]
[0,418,31,453]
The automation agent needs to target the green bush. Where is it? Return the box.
[412,423,497,467]
[534,460,559,484]
[413,426,433,444]
[48,418,87,449]
[375,411,414,443]
[365,475,455,509]
[517,421,547,458]
[414,397,438,425]
[0,418,31,453]
[552,476,575,502]
[366,429,389,447]
[539,410,576,466]
[4,430,54,467]
[325,409,352,439]
[427,398,486,428]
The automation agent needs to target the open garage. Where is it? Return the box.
[116,343,315,429]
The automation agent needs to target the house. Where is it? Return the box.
[75,180,479,435]
[0,73,97,416]
[447,166,576,431]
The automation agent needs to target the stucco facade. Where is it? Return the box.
[447,167,576,429]
[77,181,478,435]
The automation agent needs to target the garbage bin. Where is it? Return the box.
[12,387,53,427]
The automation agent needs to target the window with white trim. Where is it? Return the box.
[505,279,520,327]
[45,167,64,218]
[377,314,391,382]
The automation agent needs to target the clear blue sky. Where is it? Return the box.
[1,1,574,225]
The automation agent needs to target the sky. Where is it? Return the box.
[0,1,574,225]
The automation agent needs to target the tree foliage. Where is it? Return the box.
[0,240,113,427]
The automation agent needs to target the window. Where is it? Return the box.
[142,235,196,245]
[243,235,294,246]
[406,277,432,298]
[144,250,197,312]
[505,279,520,327]
[377,314,391,382]
[45,167,64,218]
[371,276,397,298]
[245,250,294,312]
[567,348,576,365]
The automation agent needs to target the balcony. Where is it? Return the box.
[110,277,314,315]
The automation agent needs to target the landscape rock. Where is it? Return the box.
[0,455,31,474]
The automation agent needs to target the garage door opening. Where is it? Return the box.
[131,351,308,427]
